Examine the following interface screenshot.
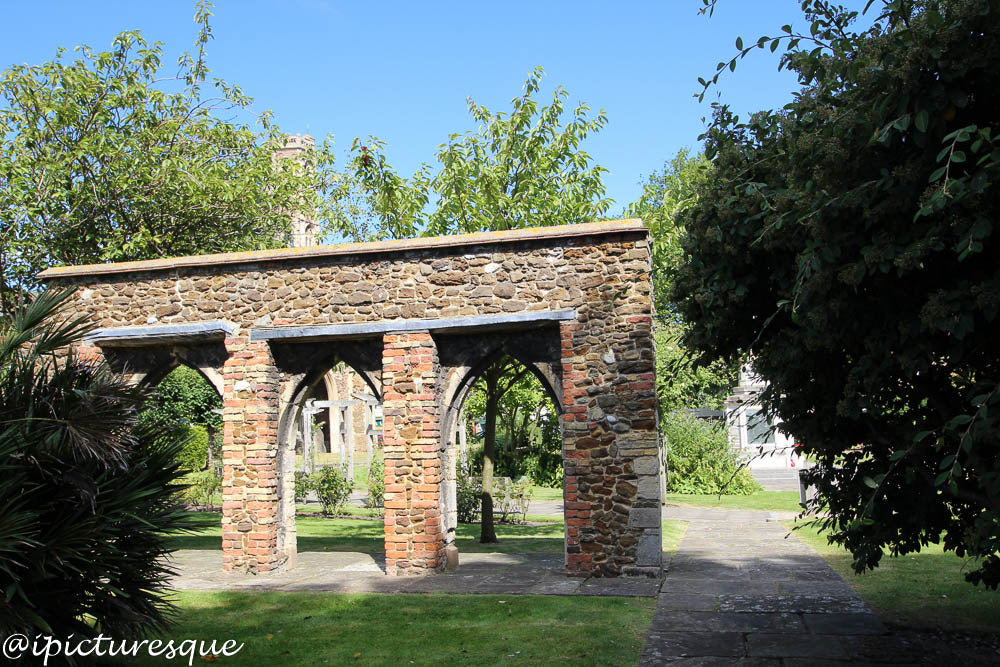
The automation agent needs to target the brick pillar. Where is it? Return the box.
[381,331,444,575]
[560,321,598,575]
[221,336,281,573]
[75,343,104,364]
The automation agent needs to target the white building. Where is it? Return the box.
[725,365,805,489]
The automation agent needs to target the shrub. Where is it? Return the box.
[312,465,353,515]
[294,470,313,503]
[456,458,482,523]
[183,469,221,509]
[0,289,189,640]
[664,410,761,495]
[523,452,562,488]
[177,424,209,472]
[367,459,385,513]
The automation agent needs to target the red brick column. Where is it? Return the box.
[220,336,281,573]
[560,321,601,575]
[75,343,104,364]
[381,331,444,575]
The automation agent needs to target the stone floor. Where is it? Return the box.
[640,506,925,665]
[168,550,661,597]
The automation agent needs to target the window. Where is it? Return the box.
[746,408,775,445]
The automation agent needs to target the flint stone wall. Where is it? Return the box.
[40,220,660,577]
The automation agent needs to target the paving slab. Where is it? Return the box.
[168,549,660,597]
[649,611,804,634]
[746,633,853,659]
[643,632,747,659]
[802,612,886,635]
[640,506,897,665]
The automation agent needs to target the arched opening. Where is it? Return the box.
[440,348,565,565]
[276,352,384,567]
[140,361,225,552]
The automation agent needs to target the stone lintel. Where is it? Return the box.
[85,320,234,347]
[250,309,577,343]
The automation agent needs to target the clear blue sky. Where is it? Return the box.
[0,0,871,214]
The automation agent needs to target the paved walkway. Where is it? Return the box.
[641,506,923,665]
[169,550,660,597]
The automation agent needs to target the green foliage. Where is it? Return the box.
[655,321,737,414]
[628,149,734,416]
[456,457,482,523]
[0,289,189,639]
[142,366,222,432]
[348,67,612,240]
[663,411,760,495]
[312,466,354,516]
[629,149,711,317]
[677,0,1000,586]
[294,470,314,504]
[176,424,210,473]
[464,356,563,485]
[367,459,385,513]
[182,468,222,509]
[0,2,354,312]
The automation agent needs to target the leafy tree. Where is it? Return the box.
[630,149,711,318]
[0,289,189,639]
[629,149,737,414]
[466,357,535,543]
[464,362,561,485]
[0,1,353,315]
[655,322,735,415]
[141,365,221,432]
[676,0,1000,586]
[347,66,612,240]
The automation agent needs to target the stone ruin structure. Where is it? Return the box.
[38,219,660,578]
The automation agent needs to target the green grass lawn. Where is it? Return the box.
[528,485,563,501]
[667,491,803,513]
[662,519,688,563]
[170,511,688,560]
[126,591,655,665]
[788,520,1000,634]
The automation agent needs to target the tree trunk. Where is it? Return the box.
[480,367,499,543]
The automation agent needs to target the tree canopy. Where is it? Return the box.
[0,1,351,314]
[629,149,736,415]
[675,0,1000,586]
[347,67,613,240]
[629,148,710,319]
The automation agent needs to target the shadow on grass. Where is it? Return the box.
[789,520,1000,634]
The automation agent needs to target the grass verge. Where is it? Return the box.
[667,491,802,513]
[787,520,1000,634]
[662,519,688,564]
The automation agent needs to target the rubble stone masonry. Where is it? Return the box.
[39,220,660,577]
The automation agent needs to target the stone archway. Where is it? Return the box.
[42,220,661,577]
